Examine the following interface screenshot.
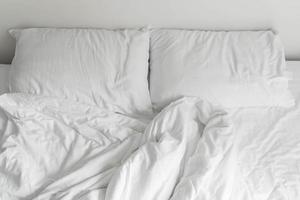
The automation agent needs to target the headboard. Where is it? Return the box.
[0,0,300,64]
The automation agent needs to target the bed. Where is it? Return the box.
[0,61,299,199]
[0,28,300,200]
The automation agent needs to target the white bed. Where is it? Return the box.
[0,61,299,199]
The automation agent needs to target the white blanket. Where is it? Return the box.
[0,94,300,200]
[106,99,300,200]
[0,94,147,200]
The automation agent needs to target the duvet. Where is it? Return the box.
[0,94,299,200]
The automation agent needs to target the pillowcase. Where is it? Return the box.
[9,28,153,116]
[150,29,295,111]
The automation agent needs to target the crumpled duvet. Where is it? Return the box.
[0,94,300,200]
[0,93,147,200]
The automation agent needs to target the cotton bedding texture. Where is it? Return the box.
[0,93,300,200]
[1,28,299,200]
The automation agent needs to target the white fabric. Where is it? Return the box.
[106,98,300,200]
[150,29,295,111]
[1,94,300,199]
[0,93,148,200]
[9,28,152,117]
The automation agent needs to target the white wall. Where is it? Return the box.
[0,0,300,64]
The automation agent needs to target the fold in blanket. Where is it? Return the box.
[105,98,233,200]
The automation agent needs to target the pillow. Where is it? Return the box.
[10,28,153,116]
[150,29,295,111]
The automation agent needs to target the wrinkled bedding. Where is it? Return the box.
[0,94,147,200]
[0,94,300,200]
[106,99,300,200]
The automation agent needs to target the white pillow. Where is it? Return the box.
[10,28,153,116]
[150,29,295,111]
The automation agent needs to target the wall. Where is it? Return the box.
[0,0,300,63]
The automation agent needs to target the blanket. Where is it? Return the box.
[0,94,299,200]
